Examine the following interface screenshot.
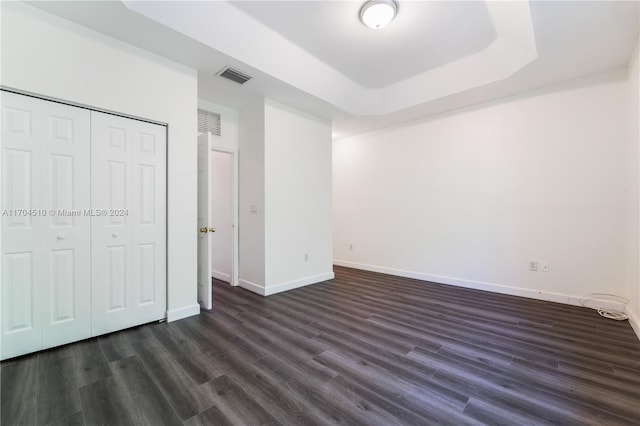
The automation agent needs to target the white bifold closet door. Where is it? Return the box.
[1,92,166,360]
[90,111,166,336]
[1,92,91,359]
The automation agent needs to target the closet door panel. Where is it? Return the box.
[2,92,168,359]
[91,112,134,336]
[40,100,91,349]
[132,121,166,324]
[1,92,43,359]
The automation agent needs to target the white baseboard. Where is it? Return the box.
[211,269,231,283]
[627,307,640,341]
[238,279,266,296]
[166,304,200,322]
[265,271,335,296]
[338,259,640,342]
[239,271,335,297]
[334,259,595,309]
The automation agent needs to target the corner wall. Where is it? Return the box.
[238,99,266,292]
[264,99,334,294]
[239,98,334,296]
[627,39,640,338]
[1,2,199,321]
[334,70,630,311]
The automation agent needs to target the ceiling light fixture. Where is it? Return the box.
[359,0,398,30]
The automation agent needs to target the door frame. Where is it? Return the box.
[209,140,239,287]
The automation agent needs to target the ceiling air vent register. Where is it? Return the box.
[198,109,221,136]
[217,66,252,85]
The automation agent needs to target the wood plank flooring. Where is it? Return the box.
[2,266,639,425]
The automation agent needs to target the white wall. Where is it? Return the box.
[210,151,233,282]
[239,98,334,295]
[264,99,334,293]
[1,2,199,321]
[334,70,631,309]
[239,99,266,290]
[627,39,640,338]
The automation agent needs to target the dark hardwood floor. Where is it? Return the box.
[2,266,640,425]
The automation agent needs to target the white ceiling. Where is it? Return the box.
[230,1,497,89]
[22,1,640,139]
[121,0,538,116]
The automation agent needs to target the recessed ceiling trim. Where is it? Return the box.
[123,1,537,116]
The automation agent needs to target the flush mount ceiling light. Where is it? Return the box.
[360,0,398,30]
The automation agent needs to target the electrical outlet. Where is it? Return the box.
[528,260,538,271]
[541,261,550,272]
[349,244,353,251]
[304,253,309,262]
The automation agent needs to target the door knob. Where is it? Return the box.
[199,227,208,233]
[56,234,65,240]
[209,227,216,233]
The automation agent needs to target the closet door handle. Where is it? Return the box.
[56,234,65,240]
[112,233,119,238]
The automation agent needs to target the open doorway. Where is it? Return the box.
[197,131,239,310]
[210,150,234,284]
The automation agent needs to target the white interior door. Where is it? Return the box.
[1,91,167,359]
[40,99,91,349]
[130,120,167,325]
[1,93,92,358]
[91,112,135,335]
[197,133,212,310]
[1,92,43,359]
[91,112,167,335]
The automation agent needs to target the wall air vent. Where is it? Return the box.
[217,66,252,85]
[198,109,221,136]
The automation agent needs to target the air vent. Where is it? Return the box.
[217,66,252,85]
[198,109,221,136]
